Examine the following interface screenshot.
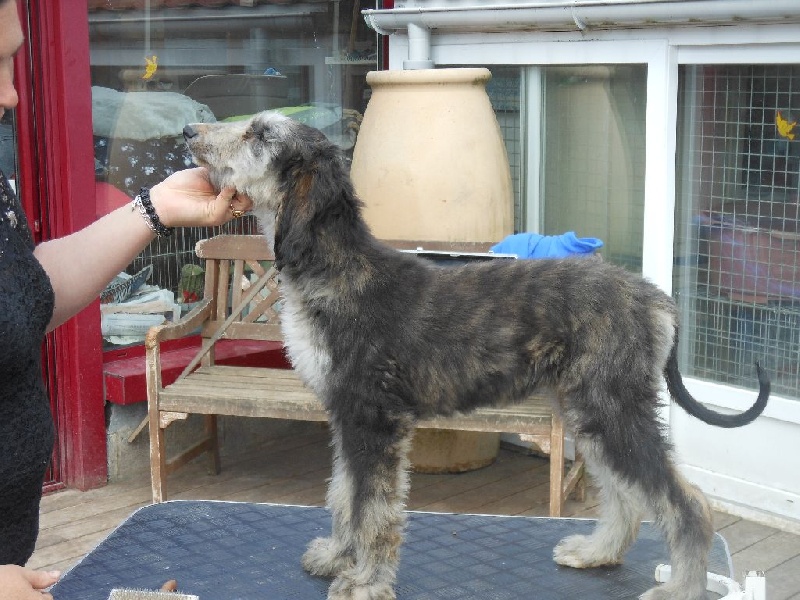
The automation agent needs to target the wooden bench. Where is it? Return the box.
[146,234,585,515]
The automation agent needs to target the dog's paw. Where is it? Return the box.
[302,537,354,577]
[328,574,395,600]
[639,583,706,600]
[638,585,672,600]
[553,534,623,568]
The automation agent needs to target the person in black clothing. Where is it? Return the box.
[0,1,251,597]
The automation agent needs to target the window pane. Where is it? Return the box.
[87,1,376,346]
[674,65,800,398]
[541,65,647,271]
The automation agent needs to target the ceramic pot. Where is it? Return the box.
[351,67,513,243]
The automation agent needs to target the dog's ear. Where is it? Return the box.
[273,166,316,271]
[273,135,363,271]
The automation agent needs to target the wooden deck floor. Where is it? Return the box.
[32,422,800,599]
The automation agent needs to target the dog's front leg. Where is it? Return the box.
[307,414,415,600]
[303,426,356,578]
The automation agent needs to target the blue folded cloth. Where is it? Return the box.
[491,232,603,259]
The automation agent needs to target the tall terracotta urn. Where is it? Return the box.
[351,68,514,473]
[352,68,513,242]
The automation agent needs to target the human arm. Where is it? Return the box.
[0,565,60,600]
[33,167,252,332]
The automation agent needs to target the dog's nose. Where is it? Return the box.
[183,124,198,140]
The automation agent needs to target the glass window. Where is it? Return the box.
[87,0,377,346]
[453,63,647,269]
[674,65,800,398]
[540,65,647,271]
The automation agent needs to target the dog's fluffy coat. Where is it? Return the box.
[184,111,769,600]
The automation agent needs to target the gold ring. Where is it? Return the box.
[230,203,246,219]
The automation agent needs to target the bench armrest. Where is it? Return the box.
[145,298,214,349]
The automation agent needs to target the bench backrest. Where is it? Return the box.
[195,234,282,344]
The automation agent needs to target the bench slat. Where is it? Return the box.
[196,235,275,261]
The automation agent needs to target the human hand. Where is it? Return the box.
[0,565,60,600]
[149,167,253,229]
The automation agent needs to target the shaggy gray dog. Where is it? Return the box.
[183,111,769,600]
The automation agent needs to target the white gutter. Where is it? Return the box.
[364,0,800,68]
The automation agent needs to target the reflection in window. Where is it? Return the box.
[540,65,647,272]
[675,65,800,398]
[87,1,376,346]
[0,110,16,185]
[485,67,524,229]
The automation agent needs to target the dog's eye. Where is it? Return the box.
[244,122,268,139]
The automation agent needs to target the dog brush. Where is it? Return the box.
[107,579,199,600]
[107,592,198,600]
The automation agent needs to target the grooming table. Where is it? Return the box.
[51,501,733,599]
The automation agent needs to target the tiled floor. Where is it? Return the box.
[32,421,800,599]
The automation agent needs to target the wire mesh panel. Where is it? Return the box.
[485,67,524,230]
[677,291,800,396]
[675,65,800,398]
[127,217,259,301]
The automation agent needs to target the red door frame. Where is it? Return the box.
[15,0,107,490]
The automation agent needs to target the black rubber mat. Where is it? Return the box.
[51,501,732,599]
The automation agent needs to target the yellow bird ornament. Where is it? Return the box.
[776,110,797,141]
[142,55,158,80]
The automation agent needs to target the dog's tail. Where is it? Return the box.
[663,334,770,428]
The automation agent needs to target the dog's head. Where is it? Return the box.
[184,110,363,271]
[183,110,334,215]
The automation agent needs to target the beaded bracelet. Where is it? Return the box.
[132,187,174,238]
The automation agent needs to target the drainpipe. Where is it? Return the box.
[405,22,435,70]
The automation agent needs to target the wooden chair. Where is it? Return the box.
[146,234,585,514]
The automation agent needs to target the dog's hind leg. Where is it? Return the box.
[302,427,356,578]
[554,438,646,568]
[639,466,713,600]
[554,389,712,600]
